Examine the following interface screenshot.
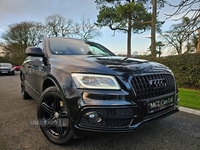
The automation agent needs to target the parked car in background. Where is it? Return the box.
[14,65,21,71]
[0,63,15,75]
[20,37,179,145]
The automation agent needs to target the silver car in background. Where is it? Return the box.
[0,63,15,75]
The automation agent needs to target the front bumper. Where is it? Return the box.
[65,73,179,135]
[72,105,178,135]
[0,70,15,75]
[71,93,179,135]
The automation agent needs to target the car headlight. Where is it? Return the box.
[71,73,121,90]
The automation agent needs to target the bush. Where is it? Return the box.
[0,56,21,66]
[0,56,11,63]
[139,53,200,89]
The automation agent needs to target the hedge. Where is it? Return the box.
[0,56,20,66]
[139,53,200,89]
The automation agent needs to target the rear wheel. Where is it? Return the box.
[37,86,75,145]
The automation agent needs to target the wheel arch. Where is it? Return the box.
[42,73,81,120]
[42,76,63,95]
[42,74,76,100]
[42,78,56,91]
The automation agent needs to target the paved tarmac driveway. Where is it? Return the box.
[0,72,200,150]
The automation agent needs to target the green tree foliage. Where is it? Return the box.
[95,0,166,57]
[95,0,152,57]
[0,56,11,63]
[148,41,164,57]
[1,21,45,64]
[156,41,165,57]
[96,2,151,32]
[140,53,200,89]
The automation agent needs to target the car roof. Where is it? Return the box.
[0,63,12,65]
[42,37,87,42]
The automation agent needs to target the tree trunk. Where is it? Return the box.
[151,0,157,57]
[127,13,132,57]
[197,28,200,53]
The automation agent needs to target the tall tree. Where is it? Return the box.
[95,0,152,57]
[1,21,44,64]
[148,41,165,57]
[73,16,101,40]
[45,14,73,37]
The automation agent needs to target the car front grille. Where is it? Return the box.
[79,107,134,128]
[130,74,175,100]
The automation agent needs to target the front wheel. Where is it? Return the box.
[37,86,75,145]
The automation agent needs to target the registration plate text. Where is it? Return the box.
[148,96,174,113]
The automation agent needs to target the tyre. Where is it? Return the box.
[37,86,75,145]
[21,75,32,99]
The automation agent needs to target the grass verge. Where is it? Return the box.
[178,88,200,111]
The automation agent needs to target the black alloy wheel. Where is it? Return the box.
[37,86,75,145]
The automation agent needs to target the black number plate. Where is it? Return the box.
[147,96,174,114]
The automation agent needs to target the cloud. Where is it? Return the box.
[0,0,98,29]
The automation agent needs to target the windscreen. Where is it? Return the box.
[49,38,115,56]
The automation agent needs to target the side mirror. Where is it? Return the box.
[26,47,44,57]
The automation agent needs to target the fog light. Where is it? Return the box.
[87,112,102,123]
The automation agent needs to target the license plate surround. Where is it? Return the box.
[2,70,8,73]
[147,96,174,114]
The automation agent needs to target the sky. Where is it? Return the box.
[0,0,189,56]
